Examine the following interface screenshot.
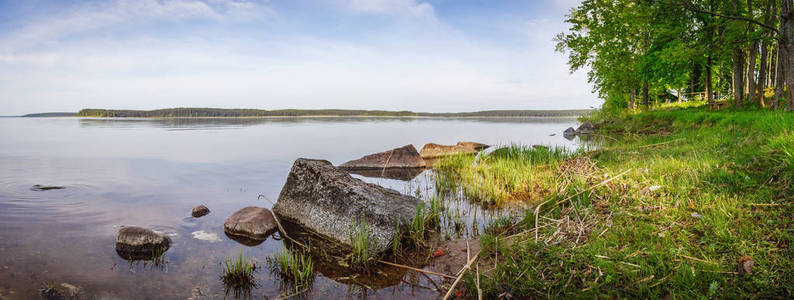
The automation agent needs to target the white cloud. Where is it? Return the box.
[0,0,598,115]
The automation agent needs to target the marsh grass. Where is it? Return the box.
[435,145,574,206]
[349,214,376,269]
[267,249,314,292]
[454,108,794,298]
[221,252,257,295]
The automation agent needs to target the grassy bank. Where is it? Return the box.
[436,107,794,298]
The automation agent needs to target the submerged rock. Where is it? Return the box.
[223,206,277,242]
[419,141,489,159]
[191,205,210,218]
[115,226,171,260]
[339,144,426,169]
[30,184,65,191]
[274,158,417,253]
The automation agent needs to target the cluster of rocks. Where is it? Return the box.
[564,121,596,138]
[339,141,488,175]
[115,140,489,259]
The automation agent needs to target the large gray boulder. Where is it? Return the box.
[115,226,171,260]
[339,144,426,169]
[274,158,417,253]
[223,206,277,241]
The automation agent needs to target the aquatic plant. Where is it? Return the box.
[409,198,426,246]
[221,252,257,293]
[426,194,442,226]
[267,249,314,292]
[349,214,375,268]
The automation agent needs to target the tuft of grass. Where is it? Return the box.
[349,214,376,269]
[221,252,257,294]
[427,194,442,226]
[409,198,427,246]
[435,144,574,205]
[267,249,314,292]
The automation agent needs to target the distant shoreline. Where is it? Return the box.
[59,108,592,118]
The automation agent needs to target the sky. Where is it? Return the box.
[0,0,597,115]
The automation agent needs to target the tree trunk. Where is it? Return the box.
[629,89,636,109]
[706,54,714,105]
[732,0,745,108]
[782,0,794,111]
[758,41,769,105]
[733,49,745,107]
[747,43,759,102]
[642,81,650,107]
[775,44,785,109]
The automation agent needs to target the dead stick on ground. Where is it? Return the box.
[534,169,631,241]
[443,250,481,300]
[377,260,457,279]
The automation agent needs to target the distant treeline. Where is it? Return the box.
[22,112,77,117]
[76,108,591,118]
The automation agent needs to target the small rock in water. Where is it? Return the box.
[576,121,595,134]
[191,205,210,218]
[737,255,754,275]
[223,206,277,241]
[191,230,221,243]
[30,185,65,191]
[115,226,171,260]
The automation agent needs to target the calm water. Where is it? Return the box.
[0,117,582,299]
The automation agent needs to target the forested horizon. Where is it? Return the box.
[556,0,794,112]
[73,108,592,118]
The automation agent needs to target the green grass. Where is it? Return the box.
[437,107,794,298]
[349,214,376,269]
[221,252,257,292]
[267,249,314,292]
[435,145,575,206]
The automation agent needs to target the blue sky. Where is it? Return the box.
[0,0,595,115]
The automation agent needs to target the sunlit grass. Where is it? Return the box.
[435,145,574,205]
[452,108,794,298]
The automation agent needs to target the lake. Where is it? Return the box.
[0,117,584,299]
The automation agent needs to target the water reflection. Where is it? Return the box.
[0,116,585,299]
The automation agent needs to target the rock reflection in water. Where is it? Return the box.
[345,167,425,181]
[278,221,431,293]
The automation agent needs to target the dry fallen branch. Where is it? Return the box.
[377,260,457,279]
[443,250,481,300]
